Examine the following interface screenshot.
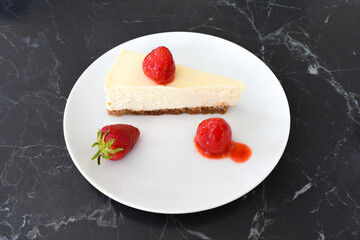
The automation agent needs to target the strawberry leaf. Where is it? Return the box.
[91,150,101,160]
[91,142,98,148]
[105,139,115,148]
[108,147,123,154]
[102,130,110,142]
[97,129,101,140]
[99,143,104,152]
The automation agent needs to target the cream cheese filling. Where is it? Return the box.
[106,86,245,111]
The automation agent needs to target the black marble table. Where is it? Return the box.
[1,0,359,239]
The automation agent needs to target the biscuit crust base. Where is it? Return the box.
[107,105,228,116]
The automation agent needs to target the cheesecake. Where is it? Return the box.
[105,49,247,116]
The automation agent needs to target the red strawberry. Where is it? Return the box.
[91,124,140,165]
[195,118,232,154]
[142,46,175,85]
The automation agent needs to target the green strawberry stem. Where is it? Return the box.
[91,129,123,165]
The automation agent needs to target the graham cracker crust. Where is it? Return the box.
[107,105,228,116]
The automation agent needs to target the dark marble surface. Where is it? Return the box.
[1,0,359,239]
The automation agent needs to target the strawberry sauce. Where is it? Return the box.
[194,139,252,163]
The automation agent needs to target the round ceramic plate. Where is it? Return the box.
[63,32,290,214]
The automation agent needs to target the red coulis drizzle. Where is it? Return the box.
[194,139,252,163]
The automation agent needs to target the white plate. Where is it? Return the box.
[63,32,290,214]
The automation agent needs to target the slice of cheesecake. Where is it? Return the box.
[105,49,247,116]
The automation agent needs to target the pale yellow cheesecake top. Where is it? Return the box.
[105,49,246,89]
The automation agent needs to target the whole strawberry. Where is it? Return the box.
[91,124,140,165]
[142,46,176,85]
[195,118,232,155]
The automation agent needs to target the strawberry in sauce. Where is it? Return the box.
[195,118,251,163]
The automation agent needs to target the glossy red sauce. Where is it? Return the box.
[230,142,252,163]
[195,139,252,163]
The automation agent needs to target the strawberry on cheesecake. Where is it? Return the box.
[105,47,247,116]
